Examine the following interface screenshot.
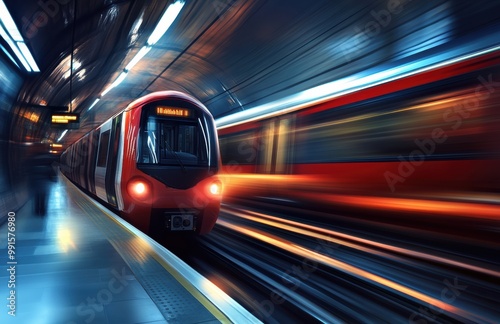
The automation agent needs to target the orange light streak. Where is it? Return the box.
[222,207,500,278]
[298,192,500,220]
[221,174,500,220]
[217,219,490,323]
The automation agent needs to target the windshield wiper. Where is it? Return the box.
[164,141,186,173]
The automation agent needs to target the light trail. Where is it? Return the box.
[221,206,500,278]
[299,192,500,220]
[220,175,500,220]
[216,218,494,324]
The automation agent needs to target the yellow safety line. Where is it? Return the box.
[62,175,232,323]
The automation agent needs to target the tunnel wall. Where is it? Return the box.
[0,56,23,223]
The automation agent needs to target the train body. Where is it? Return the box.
[61,91,222,235]
[217,47,500,212]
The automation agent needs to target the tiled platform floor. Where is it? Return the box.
[0,175,225,324]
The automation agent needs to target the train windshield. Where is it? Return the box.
[138,101,217,168]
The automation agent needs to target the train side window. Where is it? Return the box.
[219,130,258,165]
[96,130,110,167]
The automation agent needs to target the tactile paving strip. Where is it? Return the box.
[141,274,196,320]
[66,183,220,323]
[111,239,216,323]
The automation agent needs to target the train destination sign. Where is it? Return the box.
[156,106,192,118]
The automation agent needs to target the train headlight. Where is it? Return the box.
[133,182,146,194]
[127,178,151,201]
[209,180,222,195]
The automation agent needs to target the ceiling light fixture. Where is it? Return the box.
[0,0,39,72]
[101,71,128,96]
[87,98,100,111]
[0,0,21,40]
[0,24,31,71]
[147,1,185,46]
[57,130,68,142]
[17,42,39,71]
[0,43,18,67]
[93,0,185,106]
[125,46,151,71]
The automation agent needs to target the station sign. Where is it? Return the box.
[51,112,80,128]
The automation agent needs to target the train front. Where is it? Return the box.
[121,92,222,235]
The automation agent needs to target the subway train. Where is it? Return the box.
[217,47,500,212]
[61,91,222,236]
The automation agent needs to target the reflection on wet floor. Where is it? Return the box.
[0,179,166,324]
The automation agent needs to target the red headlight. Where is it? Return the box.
[127,178,151,201]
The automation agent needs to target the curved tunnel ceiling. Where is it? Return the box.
[3,0,500,147]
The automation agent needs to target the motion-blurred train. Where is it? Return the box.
[61,91,222,235]
[217,47,500,211]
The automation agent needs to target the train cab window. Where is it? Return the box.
[142,120,158,164]
[138,103,214,167]
[157,122,201,164]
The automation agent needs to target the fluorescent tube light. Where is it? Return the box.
[216,43,500,129]
[147,1,184,46]
[125,46,151,71]
[100,85,113,97]
[92,1,184,110]
[17,41,40,72]
[87,98,100,111]
[0,1,40,72]
[0,0,23,41]
[57,130,68,142]
[112,71,128,87]
[0,24,30,71]
[0,44,18,67]
[101,71,128,96]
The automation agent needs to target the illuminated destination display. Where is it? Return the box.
[51,113,79,124]
[156,106,192,117]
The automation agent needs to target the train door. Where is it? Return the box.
[258,116,294,174]
[259,121,275,173]
[95,121,111,201]
[105,115,122,207]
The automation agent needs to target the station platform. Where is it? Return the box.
[0,173,259,324]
